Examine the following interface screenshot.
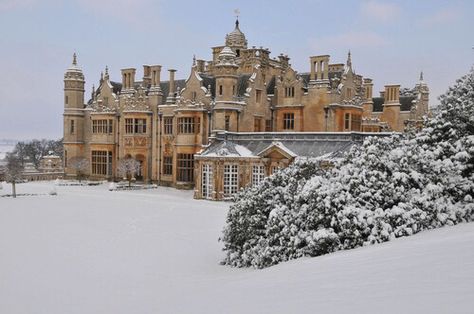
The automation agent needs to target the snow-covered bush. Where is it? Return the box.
[222,68,474,268]
[49,186,57,196]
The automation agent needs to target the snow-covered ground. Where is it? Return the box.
[1,181,473,314]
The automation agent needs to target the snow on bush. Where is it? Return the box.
[222,68,474,268]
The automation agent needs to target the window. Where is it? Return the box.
[65,95,68,105]
[92,119,113,134]
[178,117,200,134]
[283,113,295,130]
[164,117,173,134]
[265,119,272,132]
[252,165,265,186]
[224,164,238,197]
[64,150,67,168]
[125,118,134,134]
[232,85,235,96]
[285,86,295,98]
[103,97,109,106]
[135,119,146,134]
[344,113,350,130]
[91,151,112,176]
[70,120,75,134]
[271,165,280,174]
[256,90,262,103]
[351,114,361,131]
[163,156,173,175]
[125,118,147,134]
[219,85,223,96]
[254,118,261,132]
[202,163,213,199]
[177,153,194,182]
[191,91,197,102]
[225,115,230,131]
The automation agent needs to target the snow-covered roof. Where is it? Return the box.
[257,141,298,158]
[199,140,257,158]
[199,132,389,160]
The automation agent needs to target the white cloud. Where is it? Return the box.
[361,0,400,22]
[419,8,462,27]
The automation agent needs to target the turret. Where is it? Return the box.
[63,53,86,177]
[214,46,239,102]
[415,71,430,116]
[64,53,85,110]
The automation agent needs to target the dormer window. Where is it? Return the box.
[285,87,295,98]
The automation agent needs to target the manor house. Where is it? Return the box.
[63,19,429,200]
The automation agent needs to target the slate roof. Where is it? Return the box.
[199,132,389,160]
[266,76,276,95]
[160,79,187,103]
[199,73,216,97]
[372,96,416,112]
[237,74,251,97]
[400,96,416,111]
[373,97,384,112]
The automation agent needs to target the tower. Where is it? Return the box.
[63,53,86,176]
[213,46,240,131]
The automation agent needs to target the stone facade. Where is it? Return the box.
[63,19,429,195]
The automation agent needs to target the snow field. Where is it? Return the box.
[1,181,473,314]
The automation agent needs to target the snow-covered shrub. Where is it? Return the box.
[49,186,57,196]
[222,68,474,268]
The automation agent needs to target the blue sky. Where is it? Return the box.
[0,0,473,139]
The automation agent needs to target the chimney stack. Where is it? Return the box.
[121,68,136,90]
[166,69,177,103]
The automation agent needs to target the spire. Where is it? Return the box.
[72,52,77,66]
[100,71,104,84]
[419,71,424,81]
[91,84,96,100]
[347,50,352,68]
[192,55,196,67]
[104,66,109,80]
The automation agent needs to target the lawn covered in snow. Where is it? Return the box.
[1,181,473,314]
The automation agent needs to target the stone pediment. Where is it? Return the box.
[257,141,297,159]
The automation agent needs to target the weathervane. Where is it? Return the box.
[234,8,240,20]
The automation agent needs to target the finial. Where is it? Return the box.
[192,55,196,67]
[347,50,352,67]
[419,71,424,81]
[92,84,96,99]
[105,65,109,76]
[100,71,104,82]
[72,52,77,66]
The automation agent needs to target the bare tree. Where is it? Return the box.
[12,138,63,168]
[117,157,141,187]
[69,157,89,182]
[5,153,24,198]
